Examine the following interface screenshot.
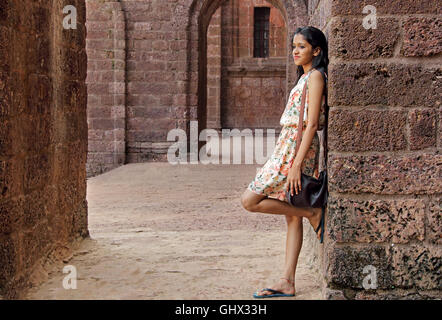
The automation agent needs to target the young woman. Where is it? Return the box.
[240,26,329,298]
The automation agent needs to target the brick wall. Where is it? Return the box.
[221,0,287,131]
[86,0,126,178]
[322,0,441,299]
[207,7,221,130]
[117,0,307,161]
[83,2,299,162]
[235,0,286,58]
[0,0,88,299]
[122,0,190,162]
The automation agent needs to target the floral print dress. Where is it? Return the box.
[247,69,327,202]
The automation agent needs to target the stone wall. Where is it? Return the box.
[323,0,441,299]
[221,0,287,131]
[116,0,307,162]
[296,0,331,295]
[207,7,222,130]
[8,0,435,300]
[121,0,191,162]
[86,0,126,178]
[0,0,88,299]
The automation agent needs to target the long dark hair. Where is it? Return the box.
[291,26,329,84]
[292,26,329,167]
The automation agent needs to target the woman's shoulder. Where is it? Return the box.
[292,69,326,90]
[307,69,326,87]
[309,69,326,79]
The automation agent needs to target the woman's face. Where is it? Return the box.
[291,33,317,66]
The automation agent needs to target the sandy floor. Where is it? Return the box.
[25,162,321,300]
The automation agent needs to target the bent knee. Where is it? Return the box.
[241,193,258,212]
[285,215,302,224]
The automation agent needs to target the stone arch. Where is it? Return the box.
[186,0,308,155]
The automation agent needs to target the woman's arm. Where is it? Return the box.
[287,70,325,195]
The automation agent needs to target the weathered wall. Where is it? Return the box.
[228,0,286,59]
[83,0,306,164]
[221,0,287,130]
[116,0,307,162]
[68,0,441,300]
[323,0,441,299]
[121,0,191,162]
[207,7,222,130]
[85,0,126,178]
[298,0,331,296]
[0,0,88,299]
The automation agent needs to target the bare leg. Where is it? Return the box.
[283,215,303,282]
[254,215,303,296]
[241,189,322,233]
[241,189,323,297]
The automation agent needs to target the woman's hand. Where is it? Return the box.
[287,163,302,196]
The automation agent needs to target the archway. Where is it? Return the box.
[187,0,308,157]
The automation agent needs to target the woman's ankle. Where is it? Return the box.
[280,277,295,285]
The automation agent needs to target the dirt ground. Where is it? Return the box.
[25,162,322,300]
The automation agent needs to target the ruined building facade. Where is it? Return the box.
[1,0,441,299]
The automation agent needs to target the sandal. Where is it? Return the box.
[253,278,296,298]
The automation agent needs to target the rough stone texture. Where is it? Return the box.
[389,244,442,290]
[354,289,442,300]
[408,109,437,150]
[325,242,441,297]
[122,0,190,163]
[326,244,393,290]
[0,0,89,299]
[331,0,442,15]
[306,0,332,300]
[328,153,442,195]
[327,197,426,243]
[85,0,126,178]
[222,75,286,130]
[325,0,442,300]
[438,107,442,150]
[308,0,330,31]
[329,17,400,59]
[401,17,442,57]
[328,63,441,108]
[0,236,16,292]
[328,109,407,152]
[427,197,441,245]
[322,287,346,300]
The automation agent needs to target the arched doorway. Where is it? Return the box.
[187,0,308,158]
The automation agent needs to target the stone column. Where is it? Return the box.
[323,0,441,299]
[86,0,126,177]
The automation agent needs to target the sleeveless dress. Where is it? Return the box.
[247,68,327,202]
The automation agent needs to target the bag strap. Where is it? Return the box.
[294,70,328,170]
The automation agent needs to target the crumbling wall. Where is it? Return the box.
[0,0,88,299]
[323,0,441,299]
